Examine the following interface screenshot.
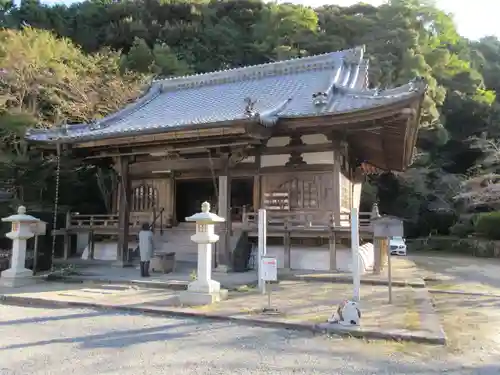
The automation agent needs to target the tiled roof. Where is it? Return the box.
[25,46,426,143]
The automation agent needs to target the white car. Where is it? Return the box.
[390,236,407,256]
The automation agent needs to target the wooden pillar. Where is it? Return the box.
[373,237,382,274]
[88,231,95,260]
[332,150,341,226]
[63,211,71,260]
[283,219,291,269]
[217,153,231,271]
[116,156,131,266]
[329,216,337,271]
[253,153,261,211]
[168,173,176,226]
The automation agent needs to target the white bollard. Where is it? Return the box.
[351,207,361,302]
[257,208,267,294]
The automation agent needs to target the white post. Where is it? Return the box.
[351,207,361,301]
[258,208,267,294]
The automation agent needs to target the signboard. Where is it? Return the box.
[372,216,404,238]
[261,256,278,282]
[30,221,47,236]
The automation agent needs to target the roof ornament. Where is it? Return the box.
[89,119,107,131]
[244,97,258,118]
[258,97,293,126]
[373,86,383,97]
[409,76,426,92]
[312,92,328,107]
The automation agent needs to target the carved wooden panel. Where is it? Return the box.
[261,172,335,221]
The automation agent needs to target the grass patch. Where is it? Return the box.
[430,281,500,293]
[189,304,219,312]
[403,307,421,330]
[432,293,500,356]
[285,312,331,323]
[233,284,257,293]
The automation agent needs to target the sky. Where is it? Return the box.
[283,0,498,41]
[37,0,498,41]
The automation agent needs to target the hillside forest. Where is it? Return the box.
[1,0,500,245]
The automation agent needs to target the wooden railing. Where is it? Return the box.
[241,210,373,232]
[68,209,165,231]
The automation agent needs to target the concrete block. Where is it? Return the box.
[179,289,228,306]
[0,268,36,287]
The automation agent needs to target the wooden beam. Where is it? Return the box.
[273,103,417,136]
[259,164,333,174]
[130,162,336,179]
[252,142,336,156]
[84,139,256,159]
[74,126,246,149]
[130,157,224,174]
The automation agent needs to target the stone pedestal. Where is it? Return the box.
[179,202,228,306]
[0,206,40,288]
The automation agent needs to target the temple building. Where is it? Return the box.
[26,46,426,272]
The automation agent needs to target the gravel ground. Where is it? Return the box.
[1,305,499,375]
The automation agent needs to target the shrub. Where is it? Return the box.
[449,216,478,238]
[475,212,500,240]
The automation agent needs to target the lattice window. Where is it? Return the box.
[266,178,319,210]
[132,184,158,211]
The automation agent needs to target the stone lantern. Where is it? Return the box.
[0,206,40,287]
[179,201,228,306]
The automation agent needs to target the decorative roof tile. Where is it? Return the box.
[25,46,426,143]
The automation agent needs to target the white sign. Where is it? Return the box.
[373,217,404,238]
[261,256,278,282]
[30,221,47,236]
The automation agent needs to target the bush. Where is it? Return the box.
[475,212,500,240]
[449,216,477,238]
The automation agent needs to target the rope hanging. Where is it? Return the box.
[51,143,61,271]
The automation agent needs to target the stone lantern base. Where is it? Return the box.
[179,280,228,306]
[179,289,229,306]
[0,268,35,288]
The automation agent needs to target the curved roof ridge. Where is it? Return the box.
[155,46,365,92]
[90,83,162,130]
[338,77,427,98]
